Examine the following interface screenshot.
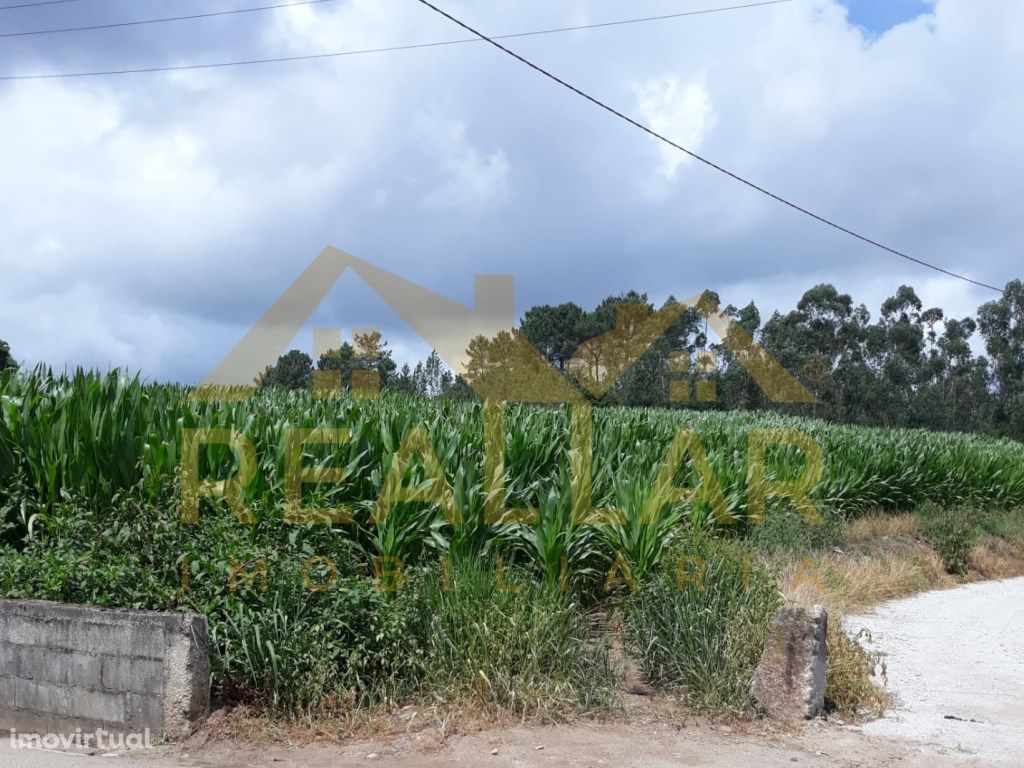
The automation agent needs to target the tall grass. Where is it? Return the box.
[3,368,1023,716]
[404,559,616,719]
[623,535,781,712]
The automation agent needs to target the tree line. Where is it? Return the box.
[258,280,1024,438]
[209,276,1024,442]
[0,341,17,373]
[255,330,472,400]
[3,276,1019,440]
[513,279,1024,440]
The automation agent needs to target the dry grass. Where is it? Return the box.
[776,513,956,721]
[842,514,921,547]
[824,622,888,718]
[969,536,1024,580]
[822,547,950,612]
[777,515,950,615]
[779,554,944,614]
[195,703,425,746]
[778,510,1024,613]
[193,699,542,749]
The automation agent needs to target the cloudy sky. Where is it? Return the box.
[0,0,1020,382]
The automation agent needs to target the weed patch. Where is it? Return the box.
[746,507,842,555]
[919,504,982,576]
[623,534,780,713]
[825,622,888,718]
[401,559,616,720]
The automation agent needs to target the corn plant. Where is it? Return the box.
[3,368,1024,557]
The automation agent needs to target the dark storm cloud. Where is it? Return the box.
[0,0,1018,381]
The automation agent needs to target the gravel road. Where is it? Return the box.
[846,575,1024,766]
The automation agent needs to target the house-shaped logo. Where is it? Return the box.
[197,246,815,404]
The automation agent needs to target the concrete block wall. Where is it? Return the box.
[0,599,210,738]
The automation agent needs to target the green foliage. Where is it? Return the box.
[400,559,615,719]
[511,480,605,591]
[317,330,399,391]
[598,477,686,585]
[746,507,842,555]
[978,507,1024,542]
[212,573,419,713]
[0,489,413,714]
[918,503,982,575]
[3,370,1024,536]
[0,340,16,372]
[0,487,612,717]
[0,488,191,608]
[978,279,1024,438]
[3,369,1024,717]
[260,350,314,390]
[623,534,781,712]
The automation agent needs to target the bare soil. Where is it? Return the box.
[0,716,978,767]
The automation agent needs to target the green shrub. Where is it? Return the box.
[623,534,780,713]
[978,508,1024,543]
[919,503,981,575]
[211,573,420,713]
[0,492,420,715]
[400,558,616,720]
[745,505,842,554]
[0,493,189,609]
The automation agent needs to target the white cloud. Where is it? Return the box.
[633,74,714,181]
[0,0,1021,381]
[417,114,509,210]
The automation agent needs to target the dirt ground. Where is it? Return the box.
[0,717,980,768]
[0,689,993,768]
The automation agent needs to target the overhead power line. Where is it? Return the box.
[0,0,794,79]
[0,0,87,10]
[0,0,789,39]
[414,0,1005,295]
[0,0,337,39]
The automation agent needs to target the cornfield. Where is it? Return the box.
[2,368,1023,548]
